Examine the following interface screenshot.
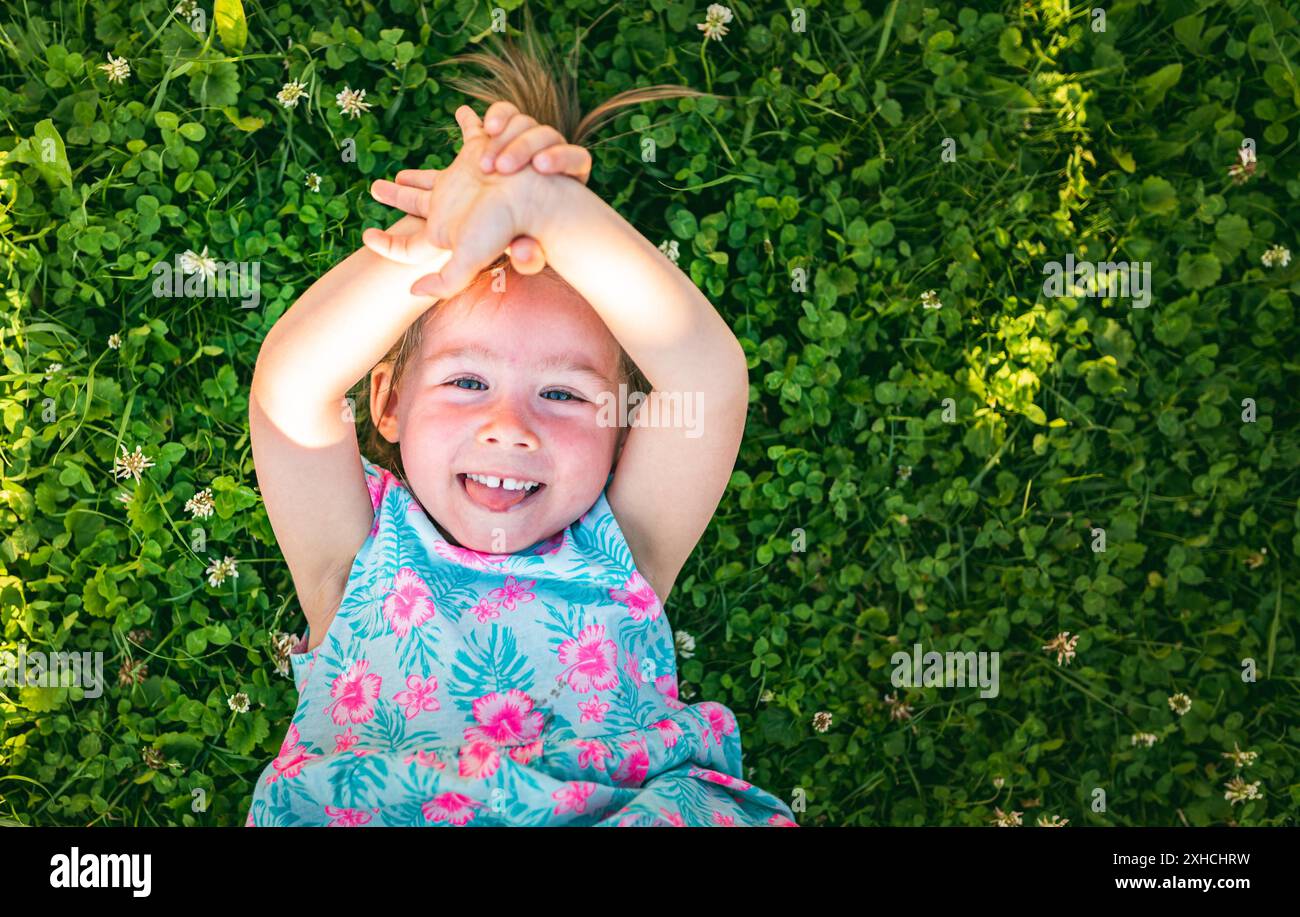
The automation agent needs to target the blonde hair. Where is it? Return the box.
[354,18,715,483]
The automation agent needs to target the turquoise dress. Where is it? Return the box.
[246,456,798,827]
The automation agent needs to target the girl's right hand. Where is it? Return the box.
[374,102,590,275]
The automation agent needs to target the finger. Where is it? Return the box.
[482,101,520,135]
[369,179,431,218]
[393,168,440,190]
[532,144,593,185]
[492,125,574,175]
[363,227,440,265]
[454,104,487,143]
[507,237,546,274]
[480,116,541,172]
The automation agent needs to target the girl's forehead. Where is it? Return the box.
[423,291,620,374]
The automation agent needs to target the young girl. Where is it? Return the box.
[245,32,797,827]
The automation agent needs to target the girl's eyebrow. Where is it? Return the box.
[426,344,613,385]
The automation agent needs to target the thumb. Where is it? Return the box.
[410,254,482,300]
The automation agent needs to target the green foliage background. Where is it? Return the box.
[1,0,1297,826]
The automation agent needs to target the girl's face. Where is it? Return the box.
[371,270,624,553]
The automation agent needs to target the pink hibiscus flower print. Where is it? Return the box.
[557,624,620,693]
[266,722,319,785]
[488,575,536,611]
[532,530,566,555]
[403,749,446,770]
[433,541,509,571]
[507,737,545,765]
[470,598,501,623]
[769,813,800,827]
[422,792,482,826]
[393,674,440,719]
[608,571,663,623]
[333,727,360,754]
[612,736,650,787]
[382,567,437,638]
[689,765,753,792]
[577,694,610,724]
[654,673,685,708]
[712,811,736,827]
[323,659,382,726]
[365,469,392,536]
[458,740,502,780]
[245,811,255,827]
[661,808,687,827]
[463,689,545,745]
[552,781,597,816]
[652,718,684,748]
[574,739,613,771]
[324,805,375,827]
[696,701,736,748]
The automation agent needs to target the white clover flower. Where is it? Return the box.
[659,239,680,263]
[228,692,250,714]
[206,555,239,587]
[1224,776,1262,806]
[920,289,942,309]
[174,0,197,20]
[107,333,122,350]
[674,629,696,659]
[1168,692,1192,716]
[991,807,1023,827]
[1043,631,1080,666]
[113,443,155,484]
[99,53,130,84]
[304,172,322,193]
[185,487,215,519]
[44,362,62,381]
[277,79,309,109]
[883,691,912,721]
[270,631,298,678]
[1131,732,1158,748]
[335,86,372,119]
[1261,245,1291,268]
[1221,742,1258,769]
[1036,814,1068,827]
[178,245,218,281]
[698,4,734,41]
[812,711,832,733]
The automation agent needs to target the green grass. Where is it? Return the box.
[1,0,1297,826]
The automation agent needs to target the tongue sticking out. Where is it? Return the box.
[464,476,533,512]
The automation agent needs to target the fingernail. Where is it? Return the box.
[535,155,550,168]
[480,156,493,170]
[497,156,513,170]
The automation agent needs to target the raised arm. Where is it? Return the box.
[249,215,448,646]
[529,179,750,602]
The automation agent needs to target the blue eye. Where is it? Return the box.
[451,377,486,391]
[542,390,579,402]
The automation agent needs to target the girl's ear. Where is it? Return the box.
[369,363,401,443]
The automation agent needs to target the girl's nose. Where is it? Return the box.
[476,399,539,451]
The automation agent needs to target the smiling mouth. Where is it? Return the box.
[457,473,547,513]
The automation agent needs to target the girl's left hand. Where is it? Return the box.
[376,101,591,274]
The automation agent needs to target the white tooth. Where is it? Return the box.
[484,476,500,488]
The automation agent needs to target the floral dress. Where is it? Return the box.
[246,456,798,827]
